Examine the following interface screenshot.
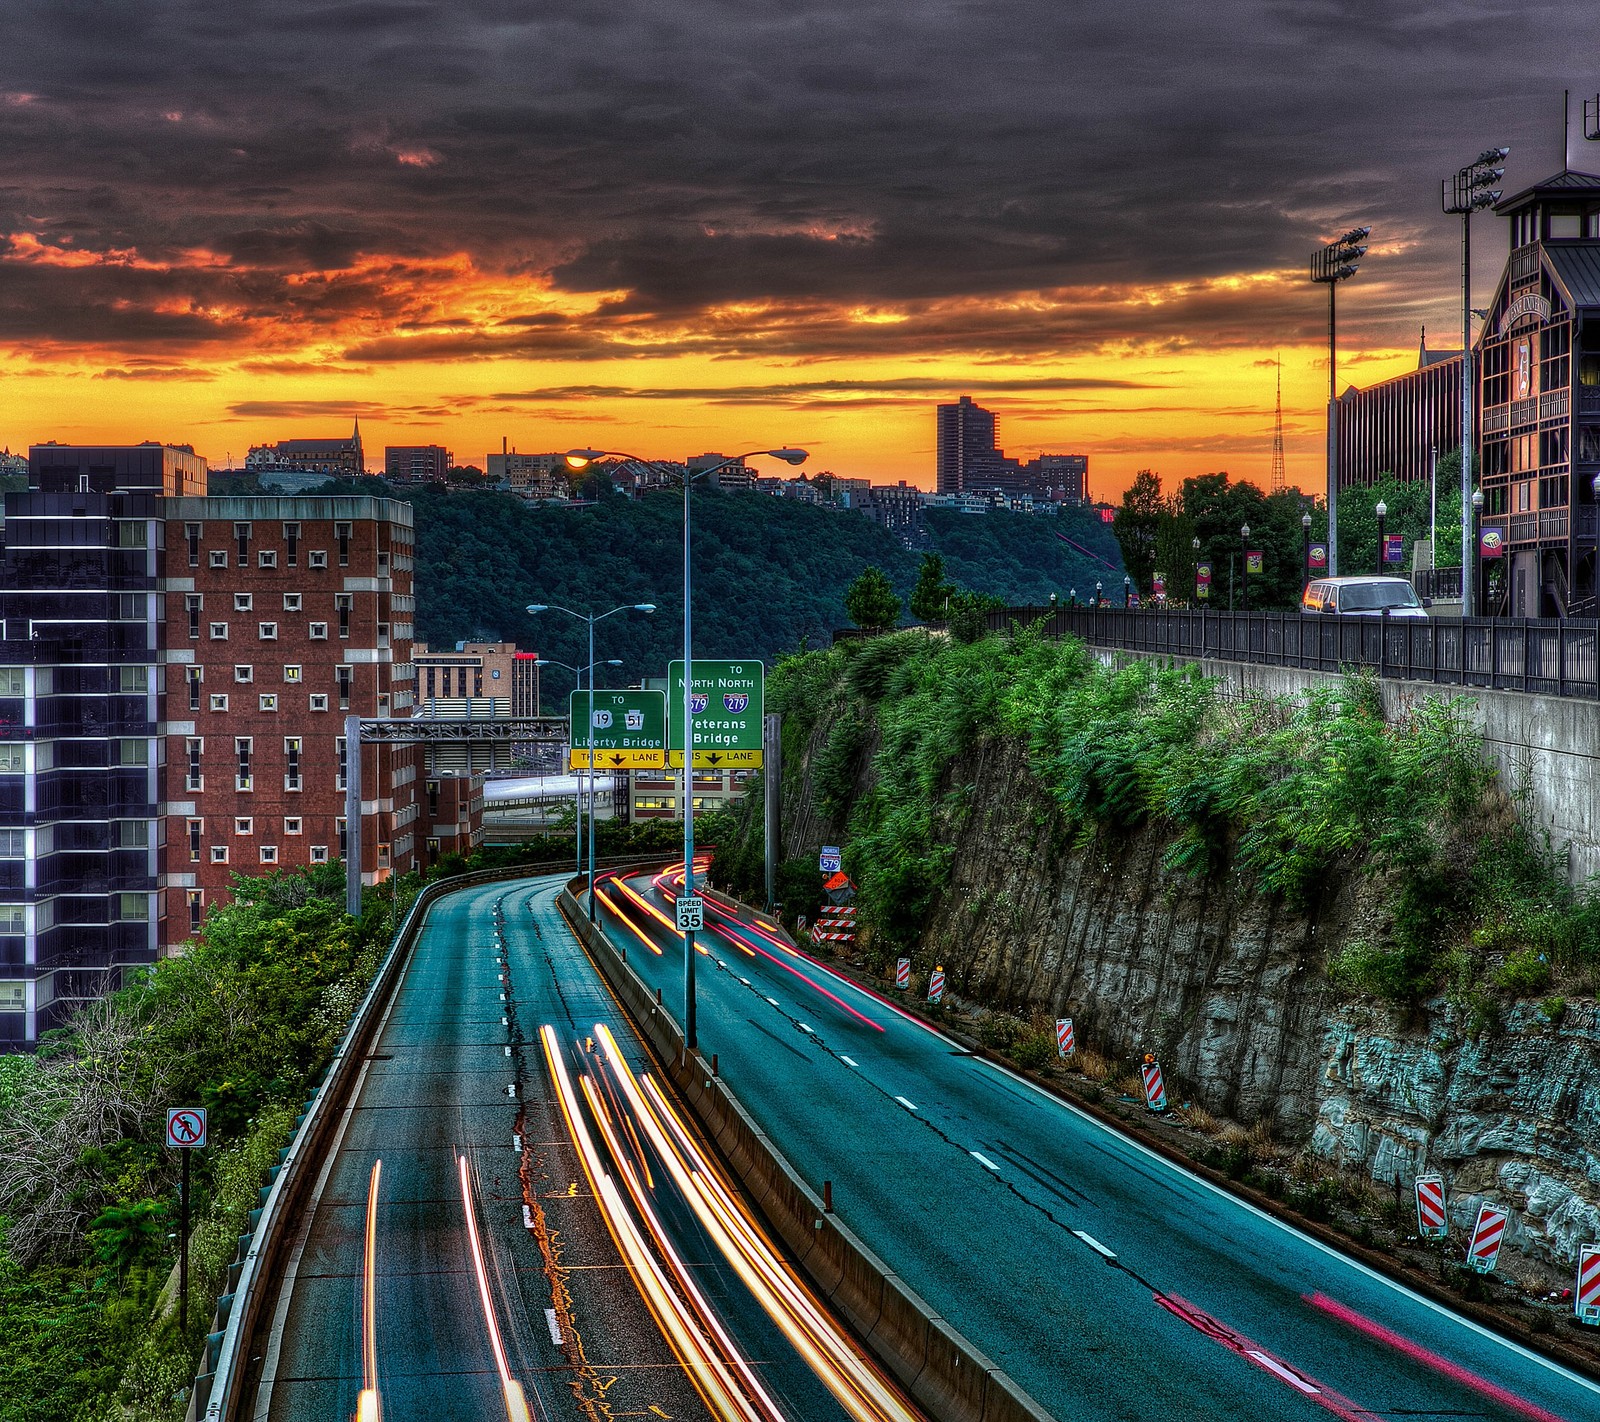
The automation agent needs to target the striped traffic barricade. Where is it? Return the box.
[1414,1173,1448,1240]
[812,905,857,944]
[1056,1018,1075,1057]
[895,957,911,989]
[928,966,945,1004]
[1140,1054,1167,1112]
[1577,1245,1600,1326]
[1467,1203,1508,1274]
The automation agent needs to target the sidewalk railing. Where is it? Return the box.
[972,608,1600,700]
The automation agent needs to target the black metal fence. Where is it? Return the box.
[975,607,1600,700]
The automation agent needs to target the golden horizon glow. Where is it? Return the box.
[0,234,1434,504]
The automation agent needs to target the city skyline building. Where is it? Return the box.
[385,444,453,483]
[1336,332,1464,489]
[936,395,1090,504]
[0,444,207,1046]
[245,420,366,478]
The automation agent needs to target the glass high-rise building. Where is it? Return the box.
[0,445,205,1046]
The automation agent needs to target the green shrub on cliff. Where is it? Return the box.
[768,628,1600,996]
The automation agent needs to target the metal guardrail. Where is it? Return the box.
[192,854,670,1422]
[975,606,1600,699]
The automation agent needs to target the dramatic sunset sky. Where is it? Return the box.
[4,1,1600,499]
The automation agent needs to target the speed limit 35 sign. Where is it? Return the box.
[676,895,705,932]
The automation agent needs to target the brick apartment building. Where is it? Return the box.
[421,770,486,865]
[163,495,420,952]
[385,444,453,483]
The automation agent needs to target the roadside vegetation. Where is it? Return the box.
[737,625,1600,1008]
[0,823,701,1422]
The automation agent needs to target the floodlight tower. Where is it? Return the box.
[1310,226,1371,576]
[1441,147,1508,617]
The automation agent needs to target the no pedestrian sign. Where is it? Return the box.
[166,1107,207,1150]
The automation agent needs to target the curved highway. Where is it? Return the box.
[596,864,1600,1422]
[241,873,917,1422]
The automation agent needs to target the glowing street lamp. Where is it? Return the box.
[562,444,807,1049]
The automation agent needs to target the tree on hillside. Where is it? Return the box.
[845,566,902,630]
[909,552,955,622]
[1112,470,1166,592]
[1333,470,1463,577]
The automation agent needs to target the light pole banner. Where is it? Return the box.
[1480,526,1505,559]
[1245,551,1263,574]
[1383,534,1404,564]
[1308,542,1328,569]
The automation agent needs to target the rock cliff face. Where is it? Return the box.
[790,728,1600,1273]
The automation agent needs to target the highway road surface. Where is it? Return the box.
[596,864,1600,1422]
[241,873,917,1422]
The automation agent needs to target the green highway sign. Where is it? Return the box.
[568,688,667,769]
[667,659,764,768]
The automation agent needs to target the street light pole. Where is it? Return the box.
[1301,511,1312,593]
[1240,523,1251,611]
[1471,489,1484,616]
[1443,148,1508,617]
[1311,227,1372,577]
[531,655,617,889]
[526,605,656,920]
[1376,500,1388,576]
[563,445,807,1050]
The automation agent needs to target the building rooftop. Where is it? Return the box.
[1495,168,1600,213]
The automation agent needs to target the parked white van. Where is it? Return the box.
[1301,576,1429,618]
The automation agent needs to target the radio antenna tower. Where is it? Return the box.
[1269,353,1287,492]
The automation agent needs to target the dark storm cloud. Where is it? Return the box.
[2,0,1599,357]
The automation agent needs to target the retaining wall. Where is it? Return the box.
[1097,650,1600,884]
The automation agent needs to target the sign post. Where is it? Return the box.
[166,1108,207,1331]
[1467,1202,1508,1274]
[1577,1244,1600,1326]
[1415,1173,1448,1240]
[764,713,781,913]
[1140,1054,1168,1112]
[668,659,764,768]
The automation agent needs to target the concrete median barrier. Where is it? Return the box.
[558,886,1059,1422]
